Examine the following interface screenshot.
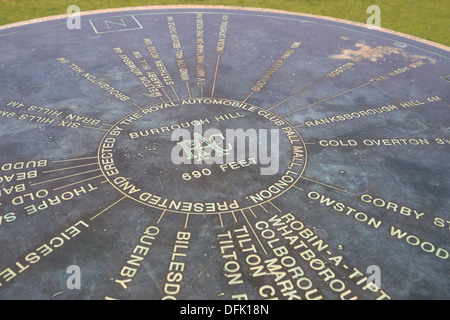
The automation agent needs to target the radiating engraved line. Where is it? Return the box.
[53,174,103,191]
[231,211,237,222]
[218,213,224,228]
[269,201,281,212]
[171,85,180,100]
[157,210,166,224]
[200,86,204,98]
[103,123,113,127]
[280,82,371,117]
[259,203,268,213]
[294,124,304,128]
[82,126,109,131]
[44,162,98,174]
[130,101,144,110]
[211,55,221,97]
[90,196,127,221]
[267,77,328,111]
[101,180,109,184]
[53,156,98,163]
[292,185,304,192]
[30,169,101,187]
[241,210,268,255]
[301,176,357,196]
[186,82,192,99]
[160,96,166,103]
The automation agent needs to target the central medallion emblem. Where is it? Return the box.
[99,98,307,214]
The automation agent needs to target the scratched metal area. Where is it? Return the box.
[0,6,449,300]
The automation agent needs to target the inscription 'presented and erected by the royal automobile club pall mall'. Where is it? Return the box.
[0,6,449,300]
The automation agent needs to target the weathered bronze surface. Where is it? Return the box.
[0,6,449,300]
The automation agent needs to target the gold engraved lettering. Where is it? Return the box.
[167,17,190,82]
[307,191,382,229]
[20,184,98,215]
[251,42,301,93]
[247,170,299,204]
[0,220,89,288]
[256,213,391,300]
[369,60,426,83]
[115,49,164,98]
[162,231,191,300]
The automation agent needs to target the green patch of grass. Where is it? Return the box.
[0,0,449,46]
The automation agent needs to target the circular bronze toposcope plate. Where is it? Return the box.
[0,6,449,300]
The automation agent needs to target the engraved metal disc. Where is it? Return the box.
[0,6,449,300]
